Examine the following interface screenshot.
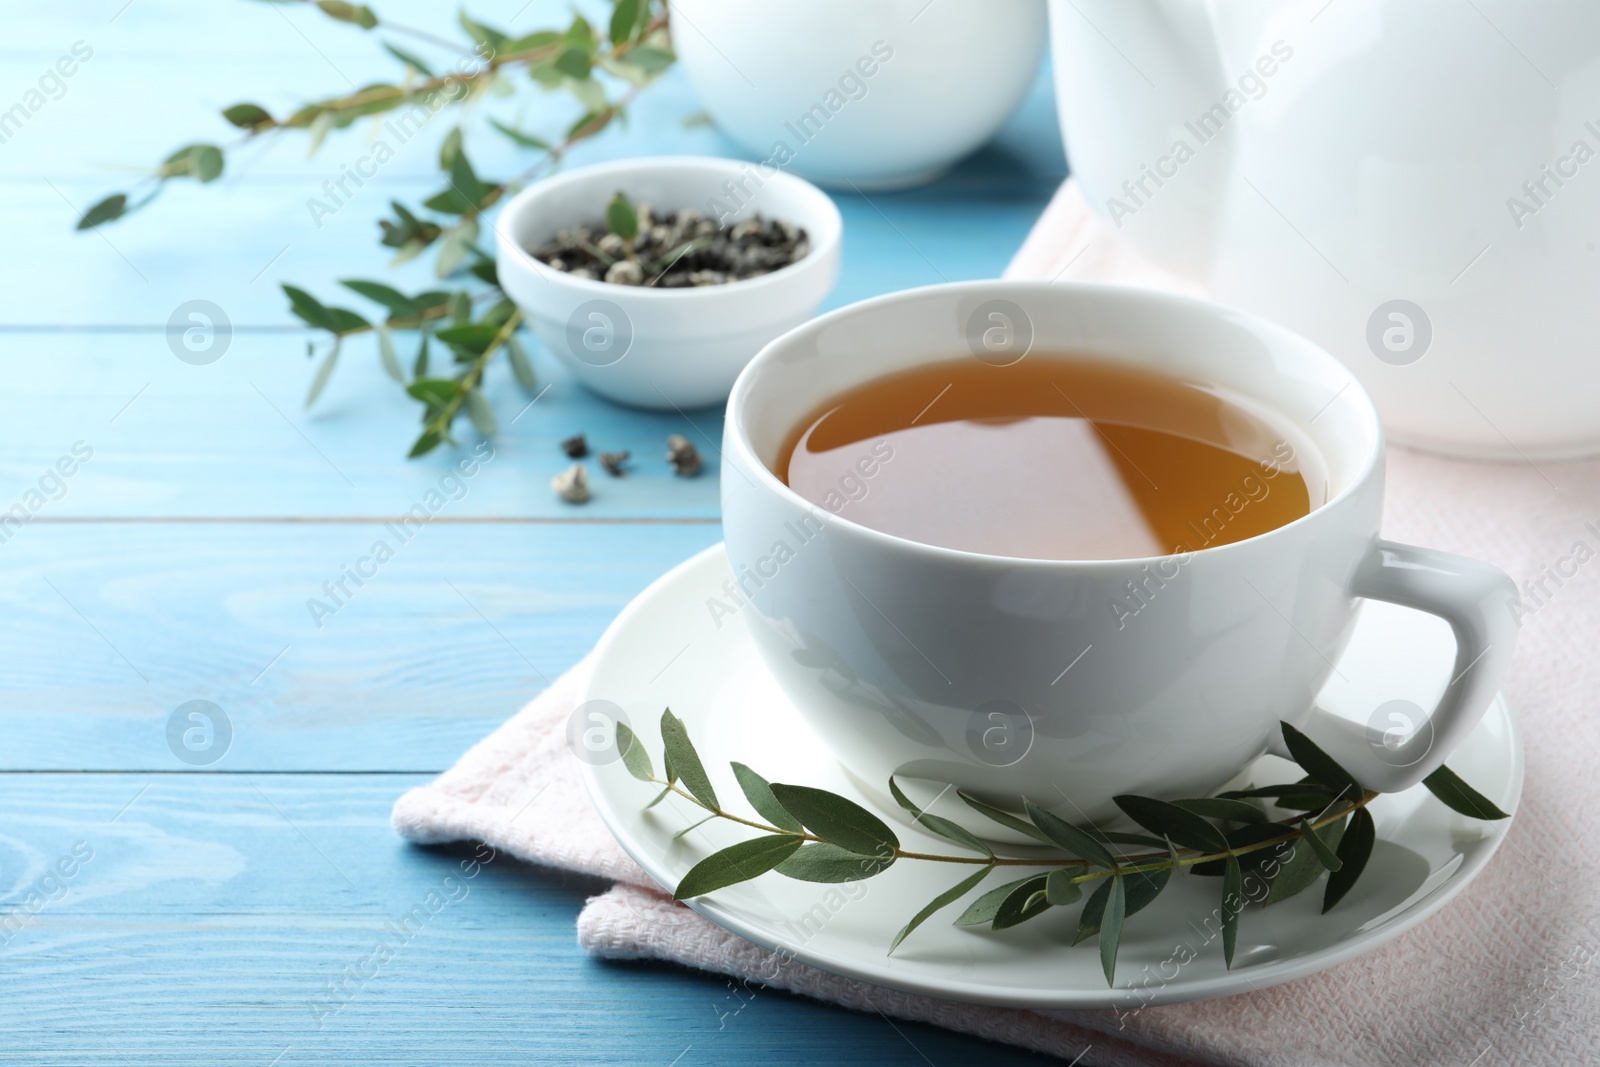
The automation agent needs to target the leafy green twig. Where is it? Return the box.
[616,713,1509,986]
[74,0,674,458]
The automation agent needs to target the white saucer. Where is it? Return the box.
[578,545,1523,1009]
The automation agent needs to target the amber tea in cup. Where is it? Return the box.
[779,356,1325,561]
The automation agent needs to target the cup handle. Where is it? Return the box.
[1273,539,1518,793]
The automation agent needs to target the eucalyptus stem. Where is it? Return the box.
[423,308,520,438]
[74,0,674,458]
[624,712,1509,984]
[646,775,1377,874]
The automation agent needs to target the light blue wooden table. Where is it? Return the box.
[3,4,1068,1062]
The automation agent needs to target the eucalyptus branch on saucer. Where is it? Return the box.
[75,0,673,457]
[616,712,1508,986]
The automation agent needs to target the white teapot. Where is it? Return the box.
[1051,0,1600,457]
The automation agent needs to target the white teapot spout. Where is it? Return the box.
[1048,0,1292,279]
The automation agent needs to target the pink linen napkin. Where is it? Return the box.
[393,180,1600,1066]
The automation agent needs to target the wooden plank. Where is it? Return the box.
[0,522,721,771]
[3,13,1062,186]
[3,46,1062,326]
[0,331,727,518]
[0,772,1053,1065]
[3,168,1057,327]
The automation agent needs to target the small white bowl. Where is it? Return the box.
[671,0,1047,189]
[495,156,842,410]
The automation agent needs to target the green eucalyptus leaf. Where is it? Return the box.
[566,107,613,141]
[1100,873,1126,986]
[317,1,378,28]
[413,331,430,377]
[529,59,564,87]
[305,340,340,407]
[773,842,892,883]
[566,13,596,49]
[642,784,671,810]
[888,779,990,856]
[1021,798,1116,868]
[439,127,463,169]
[1172,797,1270,824]
[483,297,517,328]
[435,322,500,355]
[194,145,224,182]
[1280,721,1360,796]
[448,147,488,204]
[222,103,273,130]
[554,46,592,79]
[436,227,474,277]
[1322,807,1375,913]
[506,336,537,393]
[321,307,369,335]
[956,791,1050,844]
[992,875,1052,930]
[674,835,803,900]
[341,279,417,317]
[1074,877,1111,946]
[609,0,641,44]
[1265,815,1345,905]
[458,12,508,50]
[1075,864,1169,945]
[730,762,801,833]
[160,143,225,183]
[1298,818,1344,872]
[890,865,993,953]
[489,118,552,151]
[606,191,638,240]
[408,429,442,458]
[569,76,609,114]
[1222,856,1242,969]
[768,784,898,858]
[624,44,675,75]
[1044,868,1082,906]
[376,328,404,383]
[448,290,472,324]
[383,42,434,75]
[464,389,496,436]
[306,110,336,155]
[1423,764,1510,820]
[406,378,460,407]
[660,708,719,811]
[469,258,500,287]
[283,284,333,331]
[76,193,127,231]
[1113,795,1229,853]
[954,874,1042,927]
[503,30,562,54]
[615,722,653,782]
[599,57,652,88]
[425,186,473,216]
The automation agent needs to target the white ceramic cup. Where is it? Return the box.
[721,281,1518,820]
